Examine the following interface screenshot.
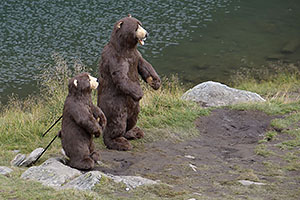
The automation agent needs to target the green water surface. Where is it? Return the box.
[0,0,299,103]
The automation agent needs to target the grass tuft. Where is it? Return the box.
[231,62,300,102]
[138,75,209,141]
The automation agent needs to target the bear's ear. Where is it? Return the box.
[128,14,132,17]
[117,21,123,29]
[73,79,78,87]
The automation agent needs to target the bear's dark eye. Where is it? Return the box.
[135,25,139,31]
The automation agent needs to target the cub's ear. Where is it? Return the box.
[117,21,123,29]
[73,79,78,87]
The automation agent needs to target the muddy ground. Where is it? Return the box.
[95,108,299,199]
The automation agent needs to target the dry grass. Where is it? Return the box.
[231,62,300,102]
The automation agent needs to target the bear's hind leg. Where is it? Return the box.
[103,122,132,151]
[89,141,100,162]
[68,156,95,170]
[124,111,144,140]
[67,142,95,170]
[104,134,132,151]
[90,151,100,162]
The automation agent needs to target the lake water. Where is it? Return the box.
[1,0,300,104]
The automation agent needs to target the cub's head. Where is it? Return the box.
[111,14,148,48]
[68,73,98,95]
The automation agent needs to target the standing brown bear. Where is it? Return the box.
[97,15,161,151]
[59,73,107,170]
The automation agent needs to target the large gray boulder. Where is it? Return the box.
[182,81,265,107]
[63,171,103,190]
[21,157,82,187]
[21,157,158,191]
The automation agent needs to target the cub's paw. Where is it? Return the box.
[90,151,101,162]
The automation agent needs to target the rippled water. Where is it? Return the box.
[1,0,300,104]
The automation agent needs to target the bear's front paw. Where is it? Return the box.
[147,76,161,90]
[93,124,102,138]
[99,115,107,128]
[152,79,161,90]
[94,129,101,138]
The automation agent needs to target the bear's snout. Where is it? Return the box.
[136,24,148,46]
[88,75,99,90]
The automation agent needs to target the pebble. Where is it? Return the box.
[185,155,195,159]
[238,180,266,186]
[189,164,197,172]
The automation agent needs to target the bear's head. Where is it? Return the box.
[110,14,148,49]
[68,73,99,95]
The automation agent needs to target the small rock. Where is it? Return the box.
[20,148,44,167]
[238,180,266,186]
[189,164,197,172]
[184,155,195,159]
[11,154,26,167]
[266,54,285,61]
[281,39,300,54]
[0,166,13,176]
[63,171,102,190]
[11,148,45,167]
[21,157,82,187]
[105,174,158,189]
[61,148,66,157]
[193,192,202,196]
[182,81,265,107]
[12,150,20,154]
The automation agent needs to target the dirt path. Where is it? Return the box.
[95,108,298,198]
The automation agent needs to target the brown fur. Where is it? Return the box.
[59,73,107,170]
[97,16,161,151]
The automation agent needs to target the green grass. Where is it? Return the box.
[138,75,210,142]
[231,62,300,102]
[254,144,274,157]
[0,170,104,200]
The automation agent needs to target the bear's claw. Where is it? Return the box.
[124,127,144,140]
[105,137,132,151]
[90,151,101,162]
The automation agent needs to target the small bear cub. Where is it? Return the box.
[58,72,106,170]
